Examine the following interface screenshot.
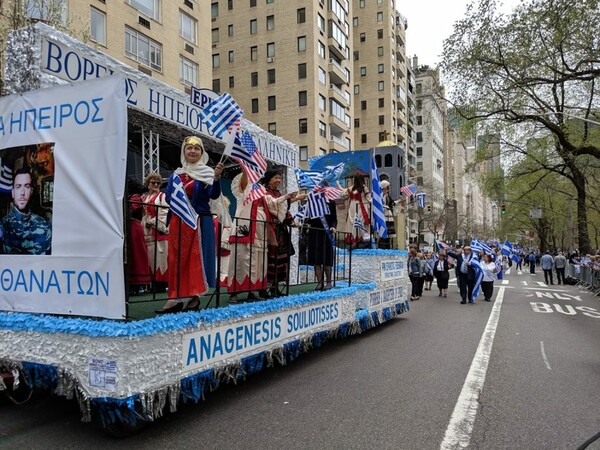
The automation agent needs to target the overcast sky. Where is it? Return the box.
[399,0,522,68]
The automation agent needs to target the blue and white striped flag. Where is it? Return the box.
[501,240,513,257]
[353,213,368,233]
[0,161,12,193]
[167,174,198,230]
[416,192,426,208]
[294,168,322,189]
[306,191,329,218]
[199,92,244,139]
[495,257,504,280]
[471,257,485,300]
[293,204,306,224]
[471,239,492,255]
[371,155,388,238]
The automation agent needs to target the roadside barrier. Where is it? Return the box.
[565,265,600,295]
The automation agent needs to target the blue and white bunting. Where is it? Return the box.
[167,174,199,230]
[371,156,388,238]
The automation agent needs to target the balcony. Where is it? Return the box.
[329,134,348,152]
[329,84,348,106]
[328,114,347,135]
[328,36,346,61]
[328,58,348,85]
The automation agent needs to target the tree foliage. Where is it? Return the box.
[442,0,600,253]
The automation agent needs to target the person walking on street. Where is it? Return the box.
[528,251,536,274]
[554,251,567,284]
[448,246,477,304]
[480,254,497,302]
[433,252,451,297]
[408,248,423,300]
[541,251,554,285]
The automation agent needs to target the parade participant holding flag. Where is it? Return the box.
[447,245,477,304]
[339,174,372,248]
[156,136,224,314]
[480,253,498,302]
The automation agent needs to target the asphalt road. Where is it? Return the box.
[1,268,599,449]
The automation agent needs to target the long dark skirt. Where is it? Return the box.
[436,271,449,289]
[267,224,292,285]
[307,228,334,266]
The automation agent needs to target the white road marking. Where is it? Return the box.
[536,281,547,287]
[502,280,509,285]
[449,278,457,283]
[540,341,551,370]
[505,268,511,275]
[440,287,506,450]
[517,270,522,275]
[522,281,528,286]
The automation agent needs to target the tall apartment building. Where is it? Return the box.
[212,0,353,164]
[352,3,409,151]
[0,0,212,94]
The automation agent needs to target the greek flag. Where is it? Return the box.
[167,175,198,230]
[416,192,426,208]
[306,191,329,218]
[511,253,521,265]
[0,161,12,193]
[496,257,504,280]
[199,92,244,139]
[471,257,485,300]
[471,239,492,255]
[294,168,322,189]
[353,213,368,233]
[501,240,513,257]
[371,156,388,238]
[293,204,306,224]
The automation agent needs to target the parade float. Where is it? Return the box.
[0,24,409,434]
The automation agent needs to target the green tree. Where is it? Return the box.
[442,0,600,254]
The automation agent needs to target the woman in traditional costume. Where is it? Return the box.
[306,198,337,291]
[141,173,169,291]
[339,174,372,247]
[155,136,224,314]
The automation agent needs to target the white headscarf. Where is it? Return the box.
[175,136,215,185]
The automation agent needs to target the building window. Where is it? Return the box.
[250,0,256,6]
[378,63,384,73]
[251,72,258,86]
[211,2,219,18]
[228,24,234,36]
[353,17,358,26]
[359,0,365,7]
[416,83,422,94]
[416,99,422,110]
[353,51,359,60]
[267,68,276,84]
[379,115,384,125]
[377,29,383,39]
[125,27,162,71]
[213,79,221,93]
[377,11,383,22]
[180,12,197,44]
[297,8,306,23]
[354,118,360,128]
[318,66,326,84]
[361,100,367,110]
[268,95,276,111]
[360,32,366,42]
[299,118,308,134]
[228,50,234,62]
[417,162,423,171]
[251,98,259,113]
[318,41,326,58]
[378,80,384,91]
[127,0,161,21]
[354,85,360,94]
[361,134,367,143]
[90,7,106,45]
[375,155,381,167]
[416,147,423,156]
[378,98,384,107]
[212,53,220,68]
[180,56,198,86]
[229,76,235,88]
[266,15,275,31]
[266,0,274,3]
[268,122,276,134]
[384,154,392,166]
[416,132,423,142]
[298,63,307,79]
[297,36,306,52]
[299,90,307,106]
[417,116,422,125]
[359,66,366,77]
[319,121,326,137]
[319,95,326,111]
[378,46,384,57]
[211,28,219,43]
[267,42,275,57]
[300,146,308,161]
[250,46,258,61]
[250,19,257,34]
[228,0,234,10]
[318,14,325,32]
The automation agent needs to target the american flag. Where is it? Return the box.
[306,191,330,218]
[199,92,244,139]
[370,156,388,238]
[0,160,12,193]
[400,184,417,197]
[167,175,198,230]
[243,182,267,205]
[230,132,267,184]
[314,185,343,201]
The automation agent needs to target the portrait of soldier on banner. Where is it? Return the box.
[0,143,55,255]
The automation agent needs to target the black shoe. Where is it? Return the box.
[229,295,239,304]
[155,302,183,314]
[460,300,466,304]
[247,292,265,302]
[184,295,201,312]
[314,284,324,291]
[258,290,271,299]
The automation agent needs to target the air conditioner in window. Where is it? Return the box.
[266,57,275,63]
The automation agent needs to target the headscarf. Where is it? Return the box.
[175,136,215,185]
